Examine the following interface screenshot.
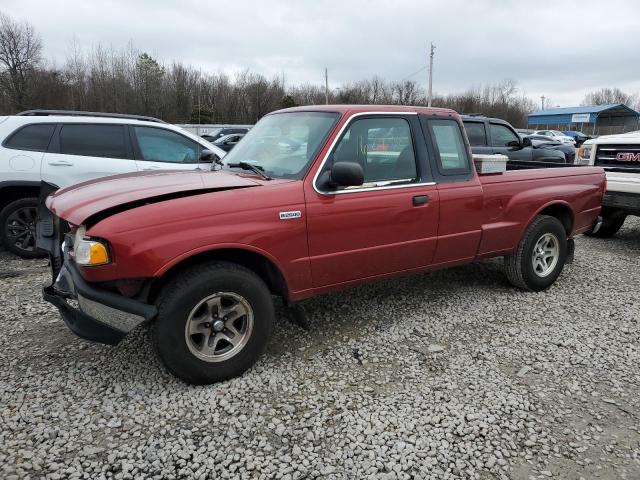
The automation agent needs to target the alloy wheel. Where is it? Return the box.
[184,292,254,362]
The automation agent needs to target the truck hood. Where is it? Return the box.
[47,169,262,225]
[586,131,640,144]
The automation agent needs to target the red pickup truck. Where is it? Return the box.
[38,105,605,384]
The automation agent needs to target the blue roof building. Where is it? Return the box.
[527,104,640,135]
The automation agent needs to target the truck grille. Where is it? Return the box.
[595,144,640,172]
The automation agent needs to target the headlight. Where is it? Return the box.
[74,238,110,266]
[578,145,592,159]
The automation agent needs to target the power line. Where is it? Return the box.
[400,65,428,82]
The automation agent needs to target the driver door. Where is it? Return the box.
[132,125,209,171]
[304,114,439,287]
[489,122,532,161]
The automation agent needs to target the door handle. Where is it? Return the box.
[142,166,161,170]
[48,160,74,166]
[413,195,430,206]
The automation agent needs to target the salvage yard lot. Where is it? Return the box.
[1,220,639,480]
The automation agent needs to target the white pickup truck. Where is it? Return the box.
[577,132,640,237]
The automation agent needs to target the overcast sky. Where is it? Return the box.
[4,0,640,109]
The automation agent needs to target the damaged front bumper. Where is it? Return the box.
[37,183,157,345]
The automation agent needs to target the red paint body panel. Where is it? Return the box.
[46,169,261,226]
[45,105,606,303]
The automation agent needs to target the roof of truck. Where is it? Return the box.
[273,104,458,117]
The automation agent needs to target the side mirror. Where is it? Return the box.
[199,149,216,163]
[521,137,532,148]
[329,162,364,188]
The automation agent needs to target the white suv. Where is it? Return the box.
[0,110,226,258]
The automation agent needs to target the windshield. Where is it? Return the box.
[222,111,339,179]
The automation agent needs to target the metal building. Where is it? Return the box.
[527,104,640,135]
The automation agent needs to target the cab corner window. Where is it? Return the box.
[5,123,56,152]
[328,117,418,189]
[134,126,200,163]
[429,119,469,175]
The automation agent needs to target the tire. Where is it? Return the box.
[504,215,567,292]
[0,197,46,259]
[151,261,275,384]
[585,209,626,238]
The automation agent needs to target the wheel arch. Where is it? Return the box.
[532,201,574,236]
[148,246,290,305]
[0,181,42,213]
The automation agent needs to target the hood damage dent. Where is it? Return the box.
[84,185,254,228]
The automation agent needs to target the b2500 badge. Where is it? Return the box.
[279,211,302,220]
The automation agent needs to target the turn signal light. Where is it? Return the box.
[74,239,110,266]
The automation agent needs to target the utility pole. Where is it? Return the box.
[540,95,546,110]
[324,68,329,105]
[427,43,435,107]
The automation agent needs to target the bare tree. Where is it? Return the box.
[582,88,638,108]
[0,12,42,110]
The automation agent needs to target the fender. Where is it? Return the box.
[153,242,295,291]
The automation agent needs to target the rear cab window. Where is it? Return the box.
[425,118,471,178]
[4,124,56,152]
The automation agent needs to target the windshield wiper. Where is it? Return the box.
[226,162,272,180]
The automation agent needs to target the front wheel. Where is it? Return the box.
[152,261,275,384]
[504,215,567,291]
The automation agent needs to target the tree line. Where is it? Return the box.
[1,11,638,128]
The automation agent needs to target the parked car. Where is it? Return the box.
[213,133,245,152]
[516,128,536,135]
[576,131,640,236]
[0,110,226,258]
[202,127,250,143]
[38,105,605,384]
[562,130,591,147]
[462,116,566,163]
[525,134,576,163]
[534,130,576,145]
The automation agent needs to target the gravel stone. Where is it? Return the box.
[1,219,640,479]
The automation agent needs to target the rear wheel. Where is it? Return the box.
[152,261,274,384]
[585,208,626,238]
[504,215,567,291]
[0,197,46,259]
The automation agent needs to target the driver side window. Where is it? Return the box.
[134,126,200,163]
[330,117,418,188]
[490,124,519,147]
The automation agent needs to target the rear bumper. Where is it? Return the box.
[44,258,157,345]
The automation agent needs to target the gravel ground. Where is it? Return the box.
[1,219,639,480]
